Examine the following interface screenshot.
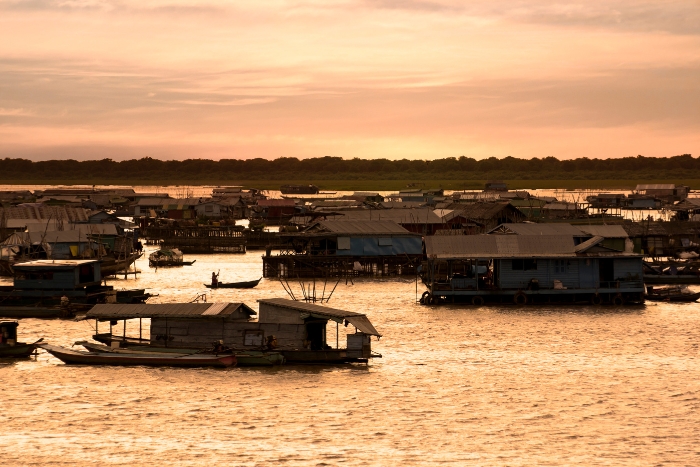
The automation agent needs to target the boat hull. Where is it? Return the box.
[81,341,284,366]
[40,344,237,367]
[204,279,261,289]
[0,343,37,358]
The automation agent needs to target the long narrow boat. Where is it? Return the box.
[40,344,237,367]
[645,286,700,302]
[204,278,261,289]
[78,341,285,366]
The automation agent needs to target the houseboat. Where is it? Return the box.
[263,220,423,278]
[85,298,382,364]
[421,233,645,305]
[280,184,320,195]
[0,260,150,318]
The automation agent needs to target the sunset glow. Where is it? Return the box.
[1,0,699,160]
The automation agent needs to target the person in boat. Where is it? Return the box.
[211,271,219,288]
[213,340,226,354]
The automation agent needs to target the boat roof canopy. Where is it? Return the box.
[86,303,256,320]
[258,298,381,336]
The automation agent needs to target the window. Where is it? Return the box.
[337,237,351,250]
[244,330,264,346]
[554,260,569,274]
[512,259,537,270]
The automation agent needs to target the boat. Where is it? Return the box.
[99,252,143,278]
[280,184,319,195]
[204,278,262,289]
[645,286,700,302]
[0,260,151,318]
[78,341,285,366]
[84,300,382,364]
[148,248,196,268]
[0,321,42,358]
[39,343,237,367]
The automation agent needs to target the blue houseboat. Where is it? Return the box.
[421,234,645,305]
[0,260,149,318]
[263,220,423,278]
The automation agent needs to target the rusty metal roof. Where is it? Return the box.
[425,235,576,258]
[14,259,99,268]
[636,184,676,190]
[315,220,413,235]
[488,223,583,236]
[577,225,629,238]
[86,303,255,319]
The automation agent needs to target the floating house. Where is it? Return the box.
[635,184,688,204]
[0,259,149,316]
[264,220,423,278]
[421,233,644,305]
[86,298,381,363]
[253,199,298,224]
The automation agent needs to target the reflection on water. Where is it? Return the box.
[1,247,699,465]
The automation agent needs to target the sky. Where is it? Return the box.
[0,0,699,161]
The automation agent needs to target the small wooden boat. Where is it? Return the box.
[204,278,261,289]
[0,321,42,358]
[149,248,196,268]
[40,343,237,367]
[78,341,285,366]
[645,286,700,302]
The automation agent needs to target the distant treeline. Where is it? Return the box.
[0,154,696,182]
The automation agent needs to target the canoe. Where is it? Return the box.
[204,278,261,289]
[79,341,285,366]
[40,344,237,367]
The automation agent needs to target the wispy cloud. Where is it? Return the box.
[0,1,698,160]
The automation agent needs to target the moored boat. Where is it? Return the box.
[0,321,42,358]
[148,248,196,268]
[39,343,237,367]
[645,286,700,302]
[84,299,382,364]
[78,341,285,366]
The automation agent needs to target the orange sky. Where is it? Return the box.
[1,1,699,161]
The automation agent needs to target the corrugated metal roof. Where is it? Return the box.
[577,225,629,238]
[636,184,676,190]
[425,235,576,258]
[258,199,296,206]
[0,205,90,222]
[14,259,99,268]
[488,223,583,236]
[339,208,444,224]
[258,298,380,336]
[86,303,255,319]
[316,220,412,235]
[574,236,605,253]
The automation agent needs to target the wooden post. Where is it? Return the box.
[139,318,142,341]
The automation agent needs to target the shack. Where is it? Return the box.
[264,220,423,278]
[421,234,644,305]
[635,184,688,204]
[85,298,381,363]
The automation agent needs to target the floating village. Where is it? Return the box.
[2,182,700,367]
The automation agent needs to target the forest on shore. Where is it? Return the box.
[0,154,696,186]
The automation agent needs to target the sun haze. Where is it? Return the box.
[1,0,698,161]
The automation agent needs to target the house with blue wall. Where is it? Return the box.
[422,232,644,306]
[263,220,423,278]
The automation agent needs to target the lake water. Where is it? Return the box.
[1,246,699,465]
